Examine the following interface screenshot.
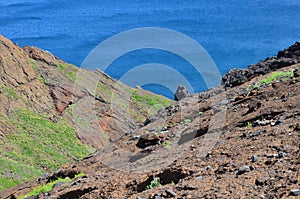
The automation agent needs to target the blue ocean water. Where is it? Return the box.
[1,0,299,98]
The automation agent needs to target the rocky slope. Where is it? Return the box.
[0,35,171,192]
[0,36,299,199]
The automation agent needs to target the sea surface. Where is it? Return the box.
[1,0,300,98]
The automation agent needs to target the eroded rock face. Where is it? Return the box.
[174,85,189,101]
[1,36,299,199]
[22,44,171,149]
[0,34,171,148]
[0,35,56,116]
[222,41,300,88]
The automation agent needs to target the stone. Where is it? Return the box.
[294,123,300,131]
[136,133,160,148]
[270,120,276,126]
[293,68,300,77]
[165,189,176,197]
[174,85,189,101]
[53,182,67,188]
[251,155,258,162]
[260,194,268,199]
[237,166,250,175]
[153,194,162,199]
[267,154,278,158]
[24,196,38,199]
[290,189,300,196]
[276,146,284,152]
[255,177,268,186]
[277,151,284,158]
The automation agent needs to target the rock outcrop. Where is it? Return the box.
[0,36,299,199]
[222,41,300,87]
[0,34,171,192]
[174,85,189,101]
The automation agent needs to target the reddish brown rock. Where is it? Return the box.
[0,35,299,199]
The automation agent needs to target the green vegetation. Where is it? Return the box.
[27,58,38,71]
[96,82,113,101]
[131,90,171,115]
[159,140,172,149]
[37,76,46,84]
[181,118,192,126]
[95,80,171,123]
[0,109,93,191]
[0,83,20,99]
[246,121,253,128]
[57,62,79,82]
[254,71,294,87]
[146,177,161,190]
[131,90,170,107]
[68,71,77,82]
[128,108,146,123]
[18,173,86,199]
[58,62,69,72]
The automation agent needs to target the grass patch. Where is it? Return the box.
[37,76,45,84]
[68,71,77,82]
[0,83,20,99]
[96,82,113,101]
[27,58,38,71]
[255,71,294,87]
[181,119,192,126]
[57,62,79,82]
[146,177,161,190]
[131,90,171,116]
[159,140,172,149]
[131,90,171,107]
[18,173,86,199]
[57,63,69,72]
[128,109,146,123]
[0,109,93,191]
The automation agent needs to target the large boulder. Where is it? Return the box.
[174,85,189,101]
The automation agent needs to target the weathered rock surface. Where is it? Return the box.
[0,36,299,199]
[222,41,300,87]
[0,34,171,193]
[0,35,56,117]
[0,35,171,148]
[174,85,189,101]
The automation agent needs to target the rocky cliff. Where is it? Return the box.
[0,36,299,199]
[0,34,171,193]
